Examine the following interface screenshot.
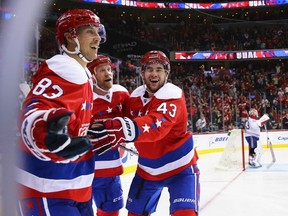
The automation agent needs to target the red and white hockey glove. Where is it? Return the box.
[87,117,138,155]
[30,108,92,162]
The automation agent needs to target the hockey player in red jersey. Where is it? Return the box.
[16,9,121,216]
[86,51,200,215]
[124,51,200,216]
[87,55,130,216]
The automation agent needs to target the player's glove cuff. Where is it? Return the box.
[28,108,92,162]
[113,117,138,142]
[87,117,138,155]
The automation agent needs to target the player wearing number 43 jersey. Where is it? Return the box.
[124,51,200,216]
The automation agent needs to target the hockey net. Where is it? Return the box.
[215,129,247,171]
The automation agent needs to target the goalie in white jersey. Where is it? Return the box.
[245,108,263,168]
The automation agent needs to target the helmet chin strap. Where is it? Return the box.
[78,52,92,63]
[61,37,93,63]
[92,74,110,94]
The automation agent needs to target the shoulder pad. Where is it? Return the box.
[47,54,90,85]
[130,85,145,98]
[154,83,182,99]
[111,84,129,93]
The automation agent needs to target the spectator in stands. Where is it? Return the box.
[282,112,288,129]
[196,114,207,133]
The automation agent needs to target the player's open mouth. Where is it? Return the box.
[91,45,99,50]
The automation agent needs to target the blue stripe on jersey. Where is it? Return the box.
[17,150,94,180]
[138,136,194,169]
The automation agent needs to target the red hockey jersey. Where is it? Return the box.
[91,84,130,177]
[126,83,198,181]
[17,54,95,202]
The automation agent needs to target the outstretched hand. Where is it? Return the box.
[31,108,92,162]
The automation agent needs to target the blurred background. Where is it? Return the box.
[1,0,288,215]
[3,0,288,133]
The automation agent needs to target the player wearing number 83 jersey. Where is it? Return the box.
[17,52,96,214]
[16,9,108,216]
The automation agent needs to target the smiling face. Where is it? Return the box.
[65,25,101,66]
[142,63,168,94]
[77,25,101,61]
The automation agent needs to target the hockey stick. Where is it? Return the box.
[120,144,139,156]
[264,124,276,168]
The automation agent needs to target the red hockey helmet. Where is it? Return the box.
[56,9,106,47]
[87,55,112,73]
[140,50,170,72]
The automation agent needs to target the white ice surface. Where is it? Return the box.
[119,148,288,216]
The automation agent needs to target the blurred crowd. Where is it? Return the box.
[102,13,288,52]
[170,62,288,132]
[22,6,288,133]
